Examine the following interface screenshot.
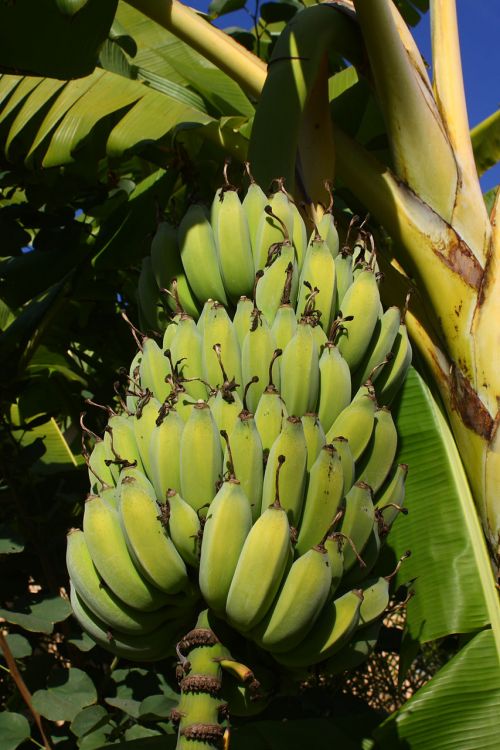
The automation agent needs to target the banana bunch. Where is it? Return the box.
[71,179,412,690]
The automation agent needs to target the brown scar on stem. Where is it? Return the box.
[450,363,494,439]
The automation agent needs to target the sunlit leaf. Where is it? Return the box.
[471,109,500,177]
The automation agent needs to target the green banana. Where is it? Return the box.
[280,319,320,417]
[169,313,206,402]
[209,383,243,452]
[355,305,401,389]
[301,412,326,470]
[66,529,171,635]
[316,208,339,259]
[242,175,268,254]
[253,188,294,271]
[296,232,336,331]
[233,295,254,347]
[374,463,408,532]
[119,475,190,594]
[179,401,223,514]
[148,405,184,500]
[272,302,298,352]
[323,534,345,596]
[178,203,228,305]
[318,343,352,434]
[375,323,413,406]
[260,417,308,527]
[150,220,199,319]
[132,393,161,480]
[296,444,344,555]
[272,588,363,668]
[253,545,332,653]
[339,482,375,573]
[341,523,381,586]
[356,407,398,493]
[325,392,377,461]
[139,337,171,403]
[201,301,242,396]
[70,585,185,662]
[256,242,298,325]
[212,186,255,300]
[241,313,279,413]
[103,413,143,483]
[83,494,169,611]
[88,438,114,493]
[337,267,381,371]
[331,436,355,494]
[333,250,354,315]
[199,478,253,615]
[125,348,143,413]
[165,488,201,568]
[323,620,382,675]
[290,199,308,270]
[254,384,288,453]
[224,411,263,522]
[226,457,292,631]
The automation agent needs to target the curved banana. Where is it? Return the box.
[88,438,115,493]
[375,323,413,406]
[355,305,401,389]
[169,314,206,402]
[337,268,380,371]
[296,232,336,331]
[212,186,255,300]
[254,384,288,454]
[374,463,408,532]
[280,320,320,417]
[201,302,242,396]
[301,412,326,471]
[330,436,355,494]
[318,343,352,434]
[233,295,254,347]
[150,220,199,319]
[356,407,398,493]
[296,444,344,555]
[199,478,253,615]
[333,251,354,315]
[209,387,243,453]
[272,302,298,352]
[242,178,268,255]
[103,414,143,483]
[256,243,298,326]
[179,401,223,514]
[339,482,375,573]
[224,412,264,522]
[325,392,377,461]
[241,314,279,413]
[132,393,162,480]
[323,619,381,675]
[83,495,169,611]
[178,203,228,305]
[166,488,201,568]
[119,475,189,595]
[149,405,184,500]
[139,337,171,403]
[253,188,294,271]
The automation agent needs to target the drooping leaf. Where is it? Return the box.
[374,629,500,749]
[0,594,72,633]
[0,0,118,79]
[0,712,31,750]
[0,522,25,554]
[32,667,97,722]
[10,404,78,473]
[471,109,500,177]
[390,367,500,647]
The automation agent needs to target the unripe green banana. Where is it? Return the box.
[333,251,354,315]
[179,401,222,514]
[226,460,292,631]
[272,588,363,668]
[325,392,377,461]
[103,414,143,483]
[356,407,398,493]
[330,436,355,494]
[355,306,401,389]
[339,482,375,573]
[318,343,352,434]
[88,439,114,493]
[323,534,345,595]
[149,406,184,500]
[201,302,242,396]
[375,324,413,406]
[301,413,326,470]
[70,585,185,662]
[83,495,168,611]
[296,233,336,331]
[296,445,344,555]
[137,256,166,333]
[374,463,408,531]
[178,203,228,305]
[253,546,332,653]
[256,243,298,325]
[139,338,171,403]
[272,303,297,352]
[99,486,119,510]
[342,523,381,586]
[260,417,308,527]
[67,529,171,635]
[316,210,339,259]
[290,200,308,270]
[162,315,180,351]
[119,475,189,595]
[337,268,381,371]
[209,387,243,452]
[254,385,288,453]
[150,221,199,319]
[169,314,206,402]
[199,478,253,615]
[242,179,268,253]
[241,314,279,413]
[253,189,294,271]
[165,489,201,568]
[224,412,263,522]
[212,187,255,300]
[126,349,143,413]
[323,619,381,675]
[280,320,319,417]
[132,393,162,480]
[233,296,254,347]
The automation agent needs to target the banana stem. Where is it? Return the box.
[124,0,266,99]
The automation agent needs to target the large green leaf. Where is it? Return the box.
[471,109,500,177]
[0,0,117,79]
[390,367,500,650]
[374,629,500,749]
[10,403,78,472]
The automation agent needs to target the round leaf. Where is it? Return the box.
[32,668,97,722]
[0,712,30,750]
[70,705,109,738]
[4,634,32,659]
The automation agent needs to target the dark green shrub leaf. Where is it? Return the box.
[139,694,177,720]
[260,2,299,24]
[70,705,109,738]
[0,522,25,554]
[32,667,97,722]
[0,594,72,633]
[0,712,31,750]
[208,0,247,18]
[4,634,32,659]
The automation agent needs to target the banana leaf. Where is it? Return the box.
[390,366,500,650]
[471,109,500,177]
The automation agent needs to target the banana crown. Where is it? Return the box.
[73,178,411,681]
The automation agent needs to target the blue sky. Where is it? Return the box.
[190,1,499,194]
